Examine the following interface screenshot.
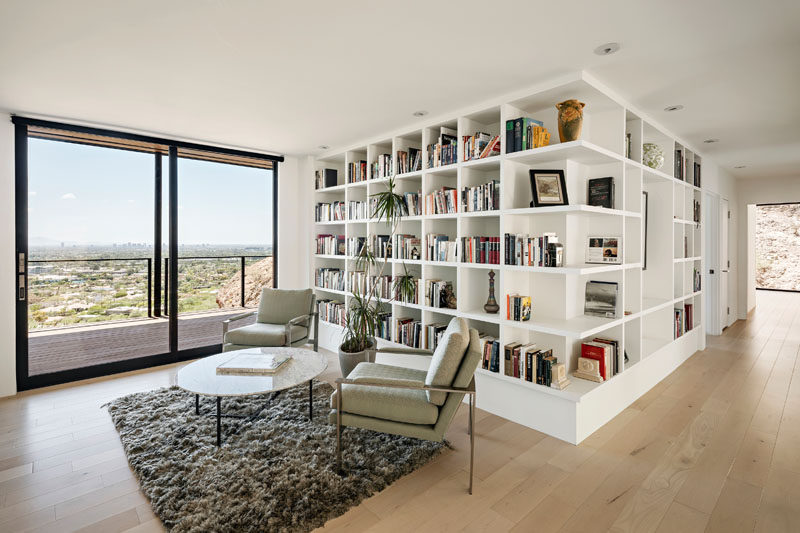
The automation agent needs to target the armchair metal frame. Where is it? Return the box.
[222,309,320,352]
[335,373,476,494]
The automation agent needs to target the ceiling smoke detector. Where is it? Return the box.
[413,110,428,117]
[318,145,329,150]
[703,138,720,144]
[664,105,684,112]
[594,43,620,56]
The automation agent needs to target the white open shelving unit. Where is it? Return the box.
[310,72,706,444]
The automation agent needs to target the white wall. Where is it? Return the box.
[0,116,17,397]
[736,176,800,318]
[0,113,310,397]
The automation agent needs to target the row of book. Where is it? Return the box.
[463,132,500,161]
[395,317,422,348]
[347,161,368,183]
[315,169,338,189]
[427,127,458,167]
[505,118,550,153]
[395,234,422,260]
[372,154,392,180]
[347,237,365,257]
[426,234,458,262]
[402,191,422,216]
[396,277,421,304]
[396,148,421,174]
[315,234,345,256]
[317,299,346,327]
[426,279,456,309]
[462,179,500,213]
[426,186,458,215]
[506,294,532,321]
[424,323,448,351]
[693,199,701,224]
[314,201,346,222]
[461,236,501,265]
[674,149,701,187]
[504,233,563,267]
[375,311,392,340]
[347,272,392,299]
[370,235,391,259]
[314,268,345,291]
[675,303,694,338]
[503,343,566,388]
[349,200,370,220]
[574,339,623,383]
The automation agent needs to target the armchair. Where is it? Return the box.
[329,317,481,493]
[222,288,319,352]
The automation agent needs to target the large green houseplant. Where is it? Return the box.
[338,177,417,377]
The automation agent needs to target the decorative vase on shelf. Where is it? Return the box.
[484,271,500,314]
[643,143,664,170]
[555,99,585,143]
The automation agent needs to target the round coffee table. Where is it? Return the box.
[176,347,327,446]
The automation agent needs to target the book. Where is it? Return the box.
[315,168,338,189]
[504,343,521,376]
[587,177,615,209]
[593,337,620,376]
[586,236,621,264]
[216,350,291,375]
[580,342,612,380]
[584,280,619,318]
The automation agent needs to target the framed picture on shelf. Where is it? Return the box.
[529,169,568,207]
[586,236,622,264]
[642,191,648,270]
[584,280,619,318]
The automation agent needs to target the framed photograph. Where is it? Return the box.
[586,236,622,264]
[642,191,648,270]
[529,169,568,207]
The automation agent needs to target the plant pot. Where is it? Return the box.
[338,336,376,378]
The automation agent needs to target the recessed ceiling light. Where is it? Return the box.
[318,145,329,150]
[703,138,719,144]
[734,165,746,169]
[594,42,620,56]
[412,110,428,117]
[664,105,684,112]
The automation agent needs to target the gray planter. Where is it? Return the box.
[338,337,376,378]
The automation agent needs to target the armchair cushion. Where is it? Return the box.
[224,322,307,347]
[425,317,470,405]
[330,363,438,425]
[257,288,313,324]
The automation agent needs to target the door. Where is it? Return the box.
[704,192,720,335]
[720,198,730,329]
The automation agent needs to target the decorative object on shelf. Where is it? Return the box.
[440,282,458,309]
[506,294,531,321]
[642,143,664,170]
[584,280,619,319]
[587,177,615,209]
[484,271,500,314]
[625,133,632,159]
[550,363,571,390]
[547,242,564,267]
[642,191,649,270]
[574,357,603,383]
[555,99,585,142]
[529,169,568,207]
[586,236,622,264]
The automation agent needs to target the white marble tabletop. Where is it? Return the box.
[176,347,327,397]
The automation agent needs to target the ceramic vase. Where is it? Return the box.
[556,99,585,142]
[643,143,665,170]
[484,271,499,314]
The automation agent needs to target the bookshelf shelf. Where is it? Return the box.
[312,71,707,444]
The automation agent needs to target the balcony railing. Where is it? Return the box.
[27,255,270,331]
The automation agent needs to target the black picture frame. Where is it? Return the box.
[529,169,568,207]
[642,190,649,270]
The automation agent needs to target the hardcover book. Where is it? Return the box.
[587,177,615,209]
[216,350,291,376]
[584,280,619,318]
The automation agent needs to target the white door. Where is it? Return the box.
[720,198,730,329]
[704,193,720,335]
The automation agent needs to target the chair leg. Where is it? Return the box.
[469,393,475,495]
[336,381,342,474]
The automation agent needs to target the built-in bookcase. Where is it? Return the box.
[311,72,706,444]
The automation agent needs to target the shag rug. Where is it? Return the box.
[106,380,443,532]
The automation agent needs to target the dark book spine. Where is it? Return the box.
[505,120,515,154]
[514,119,523,153]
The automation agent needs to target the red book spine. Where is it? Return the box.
[581,343,608,380]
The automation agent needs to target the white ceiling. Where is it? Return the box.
[1,0,798,179]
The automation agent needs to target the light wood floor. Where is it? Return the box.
[1,290,799,532]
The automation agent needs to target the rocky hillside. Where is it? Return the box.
[756,204,800,290]
[216,258,274,308]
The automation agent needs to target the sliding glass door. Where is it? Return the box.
[14,118,281,390]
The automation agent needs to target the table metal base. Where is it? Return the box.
[194,379,315,446]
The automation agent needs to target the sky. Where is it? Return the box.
[28,138,274,246]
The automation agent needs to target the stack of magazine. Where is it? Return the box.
[216,350,292,376]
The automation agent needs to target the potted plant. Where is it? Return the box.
[338,178,418,377]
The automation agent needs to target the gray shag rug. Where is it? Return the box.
[106,380,443,532]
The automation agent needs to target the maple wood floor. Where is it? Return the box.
[1,290,799,532]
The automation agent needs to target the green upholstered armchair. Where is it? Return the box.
[330,317,481,494]
[222,288,319,352]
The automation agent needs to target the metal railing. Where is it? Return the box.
[28,255,270,328]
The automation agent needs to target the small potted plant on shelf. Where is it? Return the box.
[338,178,418,377]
